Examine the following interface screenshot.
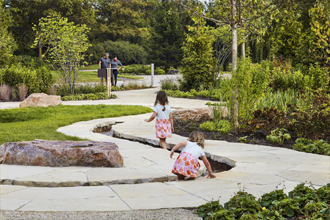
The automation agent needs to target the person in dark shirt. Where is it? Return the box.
[110,55,123,86]
[99,53,111,84]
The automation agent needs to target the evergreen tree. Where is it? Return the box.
[147,0,187,70]
[181,16,216,90]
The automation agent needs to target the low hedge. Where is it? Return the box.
[61,92,117,101]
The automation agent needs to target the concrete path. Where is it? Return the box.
[0,87,329,212]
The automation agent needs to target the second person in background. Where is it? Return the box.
[110,55,123,87]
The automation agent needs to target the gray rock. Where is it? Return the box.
[19,93,62,108]
[0,140,123,167]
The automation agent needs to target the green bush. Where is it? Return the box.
[61,92,116,101]
[199,120,231,134]
[0,65,54,95]
[196,183,330,220]
[287,89,330,141]
[102,40,147,64]
[9,55,49,69]
[292,138,330,156]
[122,64,150,75]
[160,78,179,90]
[305,63,330,90]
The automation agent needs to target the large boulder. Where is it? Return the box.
[20,93,62,108]
[172,107,228,122]
[172,107,213,122]
[0,140,123,167]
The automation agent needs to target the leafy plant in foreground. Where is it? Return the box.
[266,128,291,146]
[292,138,330,156]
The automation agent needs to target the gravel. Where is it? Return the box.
[0,209,202,220]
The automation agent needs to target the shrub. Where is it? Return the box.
[199,120,231,134]
[102,40,147,64]
[160,78,179,91]
[61,92,116,101]
[246,107,290,134]
[0,84,11,101]
[287,89,330,140]
[18,83,28,101]
[254,89,299,112]
[224,191,262,219]
[292,138,330,156]
[0,65,54,95]
[122,64,150,75]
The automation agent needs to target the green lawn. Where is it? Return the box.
[80,64,99,70]
[51,70,143,83]
[0,105,152,145]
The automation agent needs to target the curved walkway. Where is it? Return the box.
[0,88,329,212]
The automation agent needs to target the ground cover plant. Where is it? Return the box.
[0,105,152,145]
[196,183,330,220]
[61,92,117,101]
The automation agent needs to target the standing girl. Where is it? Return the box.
[145,91,173,149]
[170,131,216,180]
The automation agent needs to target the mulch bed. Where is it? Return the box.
[173,119,298,149]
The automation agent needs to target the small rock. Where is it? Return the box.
[20,93,62,108]
[167,69,180,75]
[0,140,123,167]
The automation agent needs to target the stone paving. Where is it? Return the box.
[0,87,330,212]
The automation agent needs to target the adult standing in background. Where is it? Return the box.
[99,53,111,84]
[111,55,123,87]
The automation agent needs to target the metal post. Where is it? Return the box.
[151,63,154,87]
[107,68,111,97]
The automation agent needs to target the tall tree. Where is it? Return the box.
[4,0,95,56]
[33,14,91,94]
[0,0,17,66]
[176,0,285,128]
[147,0,187,69]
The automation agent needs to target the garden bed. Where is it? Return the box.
[173,118,298,150]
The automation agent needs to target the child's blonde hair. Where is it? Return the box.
[188,131,205,148]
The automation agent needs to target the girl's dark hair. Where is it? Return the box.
[154,91,169,111]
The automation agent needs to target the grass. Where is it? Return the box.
[51,71,143,83]
[80,64,99,70]
[0,105,152,145]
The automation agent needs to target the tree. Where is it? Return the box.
[4,0,95,57]
[147,0,187,70]
[176,0,285,128]
[94,0,151,44]
[33,14,91,94]
[309,0,330,70]
[181,16,216,90]
[0,0,17,66]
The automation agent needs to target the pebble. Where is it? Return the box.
[0,209,202,220]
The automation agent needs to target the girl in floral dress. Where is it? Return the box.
[170,131,216,180]
[145,91,173,149]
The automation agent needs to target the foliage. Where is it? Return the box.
[266,128,291,146]
[196,183,330,220]
[33,13,91,94]
[9,55,49,69]
[309,1,330,70]
[221,58,271,128]
[195,200,222,220]
[180,16,216,90]
[246,107,290,134]
[287,89,330,140]
[4,0,96,57]
[0,105,152,145]
[121,64,150,75]
[259,189,288,210]
[199,120,231,134]
[147,0,187,70]
[61,92,116,101]
[292,138,330,156]
[160,78,179,91]
[223,191,262,219]
[94,0,150,43]
[0,0,17,66]
[102,40,147,64]
[254,89,299,112]
[0,64,54,95]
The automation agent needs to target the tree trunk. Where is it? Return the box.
[231,0,239,128]
[38,45,42,60]
[242,41,245,59]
